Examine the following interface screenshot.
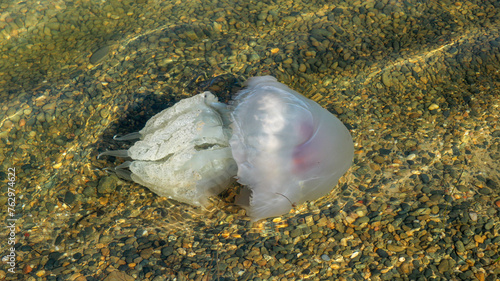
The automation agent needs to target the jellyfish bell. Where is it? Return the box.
[99,92,237,207]
[229,76,354,221]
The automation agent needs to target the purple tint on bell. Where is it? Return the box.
[229,76,354,221]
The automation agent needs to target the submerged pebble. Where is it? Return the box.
[89,45,110,64]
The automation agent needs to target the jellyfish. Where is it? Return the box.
[100,76,354,221]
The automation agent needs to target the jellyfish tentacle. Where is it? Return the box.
[113,132,142,141]
[115,161,131,169]
[98,150,130,159]
[103,161,133,181]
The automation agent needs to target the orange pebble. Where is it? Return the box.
[495,200,500,208]
[19,119,26,126]
[99,197,108,205]
[23,264,32,274]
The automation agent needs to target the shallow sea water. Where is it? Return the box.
[0,0,499,280]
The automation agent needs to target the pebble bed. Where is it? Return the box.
[0,0,499,280]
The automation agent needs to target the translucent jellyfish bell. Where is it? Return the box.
[229,76,354,221]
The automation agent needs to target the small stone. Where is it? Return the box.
[486,179,498,189]
[103,271,134,281]
[474,235,485,244]
[23,264,32,274]
[478,188,491,195]
[309,232,322,239]
[3,120,13,129]
[135,229,147,237]
[485,220,494,230]
[290,229,302,238]
[54,136,67,146]
[355,216,370,227]
[373,155,384,164]
[387,244,405,252]
[406,153,416,160]
[99,197,109,205]
[64,191,76,205]
[428,104,439,111]
[429,194,441,202]
[469,212,478,221]
[100,108,110,118]
[248,53,260,62]
[99,235,113,244]
[495,200,500,208]
[161,247,174,256]
[45,202,56,212]
[101,247,110,256]
[184,30,198,41]
[376,248,389,258]
[97,175,118,194]
[420,174,431,184]
[83,186,96,197]
[140,248,153,259]
[438,259,451,273]
[455,240,465,252]
[305,51,316,57]
[381,71,392,87]
[36,112,45,122]
[90,46,110,64]
[475,272,485,281]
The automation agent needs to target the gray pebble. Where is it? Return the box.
[448,47,458,54]
[45,202,56,212]
[438,259,452,272]
[290,229,302,238]
[100,108,110,119]
[455,240,465,252]
[478,187,491,195]
[83,186,96,197]
[97,175,118,194]
[99,235,113,244]
[90,45,110,64]
[248,53,260,62]
[162,246,174,256]
[135,229,147,237]
[485,220,494,230]
[64,191,76,205]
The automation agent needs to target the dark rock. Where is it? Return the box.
[376,249,389,258]
[420,174,430,184]
[90,45,110,64]
[486,179,498,190]
[64,191,76,205]
[290,229,302,238]
[97,175,118,194]
[161,246,174,256]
